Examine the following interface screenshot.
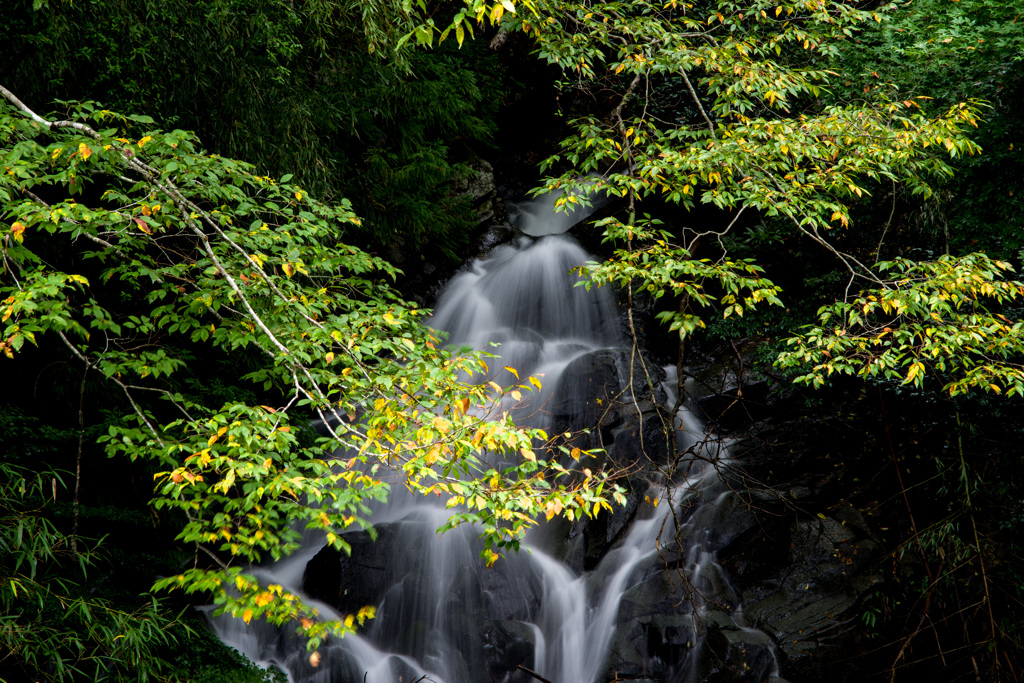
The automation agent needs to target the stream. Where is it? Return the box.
[209,192,779,683]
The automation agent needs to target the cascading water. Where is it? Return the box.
[210,193,779,683]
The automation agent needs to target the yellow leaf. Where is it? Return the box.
[570,447,581,461]
[282,263,295,278]
[504,365,519,379]
[138,136,152,148]
[520,447,536,461]
[78,143,92,161]
[242,609,253,624]
[511,390,522,401]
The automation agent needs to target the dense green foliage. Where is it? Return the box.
[0,460,184,682]
[1,0,506,260]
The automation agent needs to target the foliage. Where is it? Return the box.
[0,89,623,660]
[776,253,1024,395]
[395,0,985,341]
[0,0,505,260]
[575,215,783,337]
[0,462,185,683]
[829,0,1024,259]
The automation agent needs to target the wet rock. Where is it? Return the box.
[720,511,880,682]
[617,568,691,623]
[303,525,398,614]
[471,221,517,255]
[685,343,798,434]
[479,619,536,682]
[701,616,779,683]
[547,349,622,434]
[454,159,500,224]
[604,613,697,682]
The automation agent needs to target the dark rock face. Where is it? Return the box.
[719,504,880,682]
[548,349,623,435]
[303,525,398,615]
[479,620,536,682]
[456,158,499,224]
[607,569,696,681]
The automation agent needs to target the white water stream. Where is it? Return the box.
[210,194,776,683]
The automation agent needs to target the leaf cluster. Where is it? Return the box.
[776,253,1024,396]
[0,462,186,683]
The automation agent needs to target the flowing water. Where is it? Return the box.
[210,195,777,682]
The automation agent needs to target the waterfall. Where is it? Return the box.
[210,193,778,683]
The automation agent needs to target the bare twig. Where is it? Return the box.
[516,664,556,683]
[681,69,716,139]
